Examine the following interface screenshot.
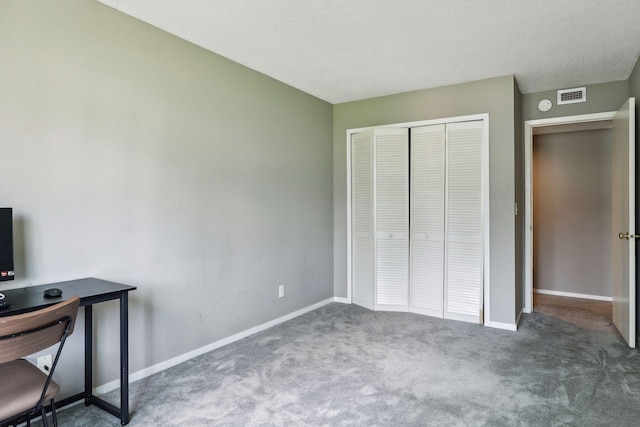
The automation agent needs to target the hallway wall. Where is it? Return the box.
[533,129,612,297]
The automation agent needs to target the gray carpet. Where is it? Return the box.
[47,303,640,426]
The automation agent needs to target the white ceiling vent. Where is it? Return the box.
[557,87,586,105]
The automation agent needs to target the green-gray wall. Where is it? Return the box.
[333,76,520,325]
[0,0,333,398]
[522,81,629,121]
[533,129,613,297]
[514,84,524,318]
[631,54,640,100]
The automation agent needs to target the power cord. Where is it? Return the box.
[0,292,9,309]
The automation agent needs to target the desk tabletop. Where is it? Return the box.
[0,277,136,316]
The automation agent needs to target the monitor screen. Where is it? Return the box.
[0,208,14,281]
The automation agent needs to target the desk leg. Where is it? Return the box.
[84,304,93,406]
[120,292,130,425]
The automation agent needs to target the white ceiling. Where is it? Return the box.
[96,0,640,104]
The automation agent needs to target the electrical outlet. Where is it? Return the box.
[278,285,285,298]
[37,354,52,374]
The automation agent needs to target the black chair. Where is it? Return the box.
[0,296,80,427]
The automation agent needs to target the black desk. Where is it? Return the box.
[0,278,136,425]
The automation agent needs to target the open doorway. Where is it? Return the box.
[524,112,617,313]
[531,121,616,332]
[525,100,636,347]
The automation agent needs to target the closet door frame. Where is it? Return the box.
[346,113,491,323]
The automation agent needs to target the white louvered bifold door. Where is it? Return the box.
[410,125,445,317]
[444,121,484,323]
[351,130,375,310]
[374,128,409,311]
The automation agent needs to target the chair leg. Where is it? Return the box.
[50,399,58,427]
[40,406,48,427]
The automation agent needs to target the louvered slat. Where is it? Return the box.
[447,127,482,236]
[374,129,409,309]
[446,242,482,315]
[444,121,483,322]
[411,240,444,315]
[375,133,409,233]
[351,131,374,309]
[410,125,445,316]
[376,239,408,306]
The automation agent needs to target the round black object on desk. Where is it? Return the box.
[43,288,63,298]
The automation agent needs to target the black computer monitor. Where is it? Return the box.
[0,208,15,281]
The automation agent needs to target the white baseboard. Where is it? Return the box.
[93,297,336,395]
[333,297,350,304]
[484,319,518,331]
[534,288,612,301]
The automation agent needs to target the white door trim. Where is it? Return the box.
[346,113,490,323]
[523,111,616,313]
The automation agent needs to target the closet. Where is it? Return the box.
[350,118,485,324]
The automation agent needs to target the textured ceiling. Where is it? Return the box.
[96,0,640,104]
